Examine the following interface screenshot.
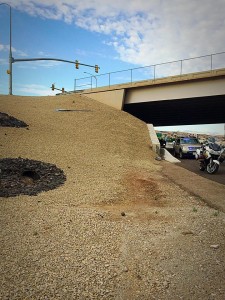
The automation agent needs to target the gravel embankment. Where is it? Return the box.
[0,94,225,300]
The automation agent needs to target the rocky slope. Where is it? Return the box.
[0,94,224,300]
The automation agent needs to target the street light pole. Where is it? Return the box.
[8,4,12,95]
[84,72,97,88]
[0,3,12,95]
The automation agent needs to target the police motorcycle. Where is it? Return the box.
[195,137,225,174]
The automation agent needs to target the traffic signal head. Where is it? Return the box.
[95,65,99,73]
[51,84,55,91]
[75,60,79,69]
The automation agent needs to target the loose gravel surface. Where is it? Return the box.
[0,94,225,300]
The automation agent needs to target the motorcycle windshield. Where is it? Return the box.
[209,143,221,151]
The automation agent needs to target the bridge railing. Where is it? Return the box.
[74,51,225,91]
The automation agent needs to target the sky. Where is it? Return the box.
[0,0,225,135]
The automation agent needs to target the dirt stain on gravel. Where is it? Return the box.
[94,170,171,223]
[119,170,167,206]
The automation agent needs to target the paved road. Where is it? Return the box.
[178,157,225,186]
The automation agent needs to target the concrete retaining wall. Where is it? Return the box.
[81,89,125,110]
[147,124,160,155]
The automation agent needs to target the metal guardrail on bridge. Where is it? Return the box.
[74,51,225,91]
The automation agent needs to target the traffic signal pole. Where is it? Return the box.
[12,57,99,94]
[13,57,99,71]
[51,84,65,93]
[1,4,99,95]
[0,3,13,95]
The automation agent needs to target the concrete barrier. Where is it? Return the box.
[147,124,180,163]
[160,148,181,163]
[147,124,161,155]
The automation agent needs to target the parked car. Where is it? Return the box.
[165,136,175,151]
[173,136,201,158]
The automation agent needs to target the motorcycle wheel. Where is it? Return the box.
[206,161,219,174]
[199,162,205,171]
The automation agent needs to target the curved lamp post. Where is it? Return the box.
[0,3,12,95]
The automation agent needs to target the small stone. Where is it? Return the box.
[163,281,170,289]
[210,244,219,249]
[121,212,126,216]
[155,156,162,161]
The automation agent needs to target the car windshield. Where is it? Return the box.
[180,138,199,144]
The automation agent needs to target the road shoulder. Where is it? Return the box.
[161,160,225,213]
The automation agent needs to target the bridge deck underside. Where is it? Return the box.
[123,94,225,126]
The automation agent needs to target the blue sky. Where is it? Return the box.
[0,0,225,135]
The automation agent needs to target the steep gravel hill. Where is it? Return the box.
[0,94,224,300]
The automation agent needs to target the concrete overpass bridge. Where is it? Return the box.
[79,68,225,127]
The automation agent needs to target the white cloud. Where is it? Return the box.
[155,124,225,136]
[15,83,56,96]
[0,44,9,52]
[8,0,225,66]
[12,47,28,57]
[15,60,63,69]
[0,43,28,57]
[37,51,51,56]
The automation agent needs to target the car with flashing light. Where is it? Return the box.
[173,136,201,158]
